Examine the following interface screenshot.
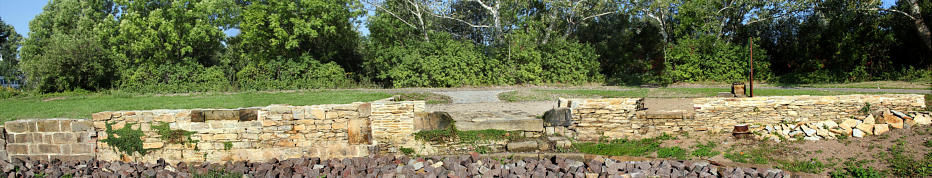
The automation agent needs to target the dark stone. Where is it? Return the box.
[239,108,258,121]
[190,110,205,122]
[543,108,573,126]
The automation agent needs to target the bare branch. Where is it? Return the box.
[864,8,917,20]
[580,11,615,22]
[360,0,418,28]
[432,14,493,28]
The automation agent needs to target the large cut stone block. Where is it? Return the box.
[415,112,454,131]
[205,110,240,121]
[543,108,573,127]
[36,120,60,132]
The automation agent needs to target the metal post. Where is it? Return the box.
[749,37,754,97]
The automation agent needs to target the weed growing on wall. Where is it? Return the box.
[223,141,233,150]
[152,122,198,146]
[412,125,524,144]
[399,147,415,156]
[99,122,151,156]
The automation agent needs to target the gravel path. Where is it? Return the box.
[433,90,513,103]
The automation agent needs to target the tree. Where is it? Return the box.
[18,0,118,91]
[0,18,23,81]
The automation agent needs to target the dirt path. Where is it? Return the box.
[427,101,555,116]
[433,90,512,103]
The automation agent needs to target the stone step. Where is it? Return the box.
[448,111,544,132]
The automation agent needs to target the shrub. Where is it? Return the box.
[236,55,348,91]
[366,39,506,87]
[664,35,772,84]
[20,32,114,92]
[120,63,231,93]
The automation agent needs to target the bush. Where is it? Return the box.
[366,39,506,87]
[0,87,23,99]
[120,63,231,93]
[20,32,114,92]
[664,35,772,84]
[236,55,348,91]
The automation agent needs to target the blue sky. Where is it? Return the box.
[1,0,899,38]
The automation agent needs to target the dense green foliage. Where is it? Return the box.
[0,18,22,81]
[573,134,676,157]
[6,0,931,93]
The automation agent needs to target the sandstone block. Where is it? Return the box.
[873,124,889,135]
[506,140,538,152]
[143,142,164,149]
[839,119,859,129]
[92,112,113,121]
[36,120,60,132]
[863,114,876,125]
[915,114,931,125]
[887,117,904,129]
[855,122,873,135]
[852,129,866,138]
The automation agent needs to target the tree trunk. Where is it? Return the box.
[908,0,932,55]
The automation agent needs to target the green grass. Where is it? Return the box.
[830,158,885,178]
[690,141,721,158]
[778,159,831,174]
[395,92,452,104]
[0,90,393,122]
[573,134,676,157]
[657,146,689,159]
[723,143,788,164]
[412,126,524,144]
[499,88,885,102]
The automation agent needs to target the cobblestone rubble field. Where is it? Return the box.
[0,155,794,178]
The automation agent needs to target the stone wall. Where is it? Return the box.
[563,94,926,140]
[3,119,96,161]
[90,100,423,164]
[557,98,643,141]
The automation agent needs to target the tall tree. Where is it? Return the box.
[0,18,23,81]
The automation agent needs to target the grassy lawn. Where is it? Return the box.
[768,81,930,90]
[0,90,394,122]
[499,88,888,102]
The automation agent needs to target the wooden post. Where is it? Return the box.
[749,37,754,97]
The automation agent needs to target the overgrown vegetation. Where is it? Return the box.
[690,141,721,158]
[412,125,524,144]
[878,140,932,177]
[657,146,689,160]
[573,134,676,157]
[152,122,198,145]
[830,158,885,178]
[399,147,415,156]
[192,169,242,178]
[99,122,150,156]
[778,159,830,174]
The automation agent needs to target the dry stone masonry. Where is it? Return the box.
[3,119,96,162]
[87,100,424,164]
[758,110,932,141]
[560,94,925,140]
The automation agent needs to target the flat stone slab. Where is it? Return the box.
[449,111,544,132]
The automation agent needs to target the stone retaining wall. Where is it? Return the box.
[692,94,925,132]
[562,94,926,140]
[2,119,96,161]
[86,101,423,164]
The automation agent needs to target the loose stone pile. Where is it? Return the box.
[0,155,791,177]
[759,110,931,141]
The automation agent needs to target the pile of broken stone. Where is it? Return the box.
[759,110,931,142]
[0,154,794,177]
